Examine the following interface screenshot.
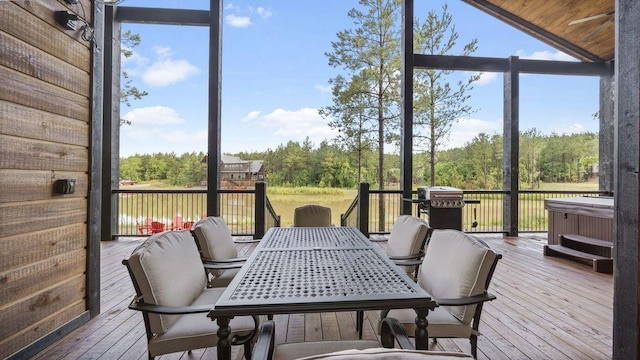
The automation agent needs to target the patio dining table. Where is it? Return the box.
[208,226,437,360]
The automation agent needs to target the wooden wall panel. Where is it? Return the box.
[0,101,88,146]
[0,198,86,238]
[0,223,86,272]
[0,135,87,172]
[0,2,90,72]
[0,170,88,203]
[0,302,86,360]
[0,0,94,357]
[0,66,89,121]
[0,31,90,96]
[0,250,85,303]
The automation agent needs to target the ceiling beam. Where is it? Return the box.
[114,7,209,26]
[461,0,605,63]
[414,54,611,76]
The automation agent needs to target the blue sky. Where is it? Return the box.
[118,0,599,157]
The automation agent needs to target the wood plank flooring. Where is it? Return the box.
[31,233,613,360]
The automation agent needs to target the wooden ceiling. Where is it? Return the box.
[462,0,615,63]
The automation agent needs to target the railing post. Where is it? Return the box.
[357,182,370,237]
[254,181,266,239]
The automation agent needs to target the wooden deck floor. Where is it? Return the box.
[31,233,613,360]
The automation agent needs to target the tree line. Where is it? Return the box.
[119,129,598,190]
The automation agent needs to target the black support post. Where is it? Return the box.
[613,0,640,358]
[400,0,414,216]
[254,182,266,239]
[207,0,223,216]
[503,56,519,237]
[357,182,370,237]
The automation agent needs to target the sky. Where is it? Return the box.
[117,0,600,157]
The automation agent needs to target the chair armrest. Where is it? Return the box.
[128,297,210,314]
[252,320,275,360]
[203,262,244,271]
[392,259,423,267]
[202,257,248,264]
[387,252,423,261]
[234,238,262,244]
[379,317,415,350]
[434,292,497,306]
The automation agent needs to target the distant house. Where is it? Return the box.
[200,154,265,188]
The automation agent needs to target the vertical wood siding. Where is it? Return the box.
[0,1,92,358]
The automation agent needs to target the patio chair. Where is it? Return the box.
[137,217,153,235]
[183,220,195,231]
[379,229,502,359]
[293,204,332,227]
[150,221,165,234]
[385,215,431,277]
[191,216,259,287]
[252,318,473,360]
[171,215,184,230]
[122,230,258,360]
[357,215,430,338]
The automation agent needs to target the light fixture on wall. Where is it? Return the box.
[55,10,79,30]
[55,0,95,43]
[55,179,76,195]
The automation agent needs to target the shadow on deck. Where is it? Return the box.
[32,233,612,360]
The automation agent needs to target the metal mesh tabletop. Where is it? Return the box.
[262,227,370,249]
[210,227,436,360]
[230,248,417,301]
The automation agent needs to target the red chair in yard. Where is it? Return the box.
[151,221,165,234]
[183,221,195,231]
[137,218,153,235]
[171,215,184,230]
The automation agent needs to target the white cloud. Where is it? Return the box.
[255,7,272,19]
[443,117,502,149]
[225,3,238,10]
[153,46,173,58]
[120,48,149,77]
[315,83,332,93]
[557,123,586,134]
[241,107,338,146]
[240,110,261,122]
[142,58,199,87]
[226,14,252,28]
[466,71,498,86]
[515,49,577,62]
[122,106,185,125]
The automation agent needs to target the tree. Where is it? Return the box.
[520,128,544,189]
[320,75,376,183]
[120,30,148,125]
[323,0,402,231]
[467,133,494,188]
[413,4,479,185]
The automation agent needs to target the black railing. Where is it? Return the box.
[113,182,278,239]
[341,185,611,235]
[115,183,611,239]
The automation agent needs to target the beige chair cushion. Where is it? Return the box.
[127,230,208,334]
[207,267,240,287]
[275,340,379,360]
[294,205,332,227]
[387,215,429,275]
[148,288,256,357]
[299,348,474,359]
[192,217,238,276]
[384,306,474,339]
[418,229,497,325]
